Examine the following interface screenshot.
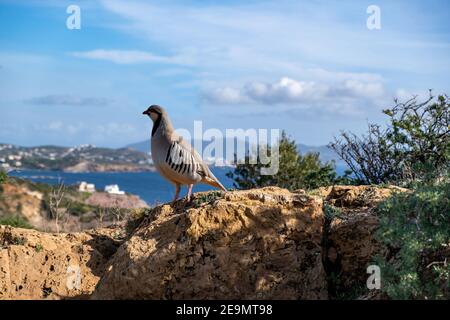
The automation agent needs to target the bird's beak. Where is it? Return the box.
[142,110,149,115]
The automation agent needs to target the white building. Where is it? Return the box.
[104,184,125,195]
[78,181,96,193]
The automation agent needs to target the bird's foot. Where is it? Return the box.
[186,184,193,203]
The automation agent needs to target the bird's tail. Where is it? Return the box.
[203,171,227,192]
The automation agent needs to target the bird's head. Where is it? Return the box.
[142,105,165,122]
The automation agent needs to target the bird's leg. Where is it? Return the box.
[186,184,193,202]
[172,184,180,203]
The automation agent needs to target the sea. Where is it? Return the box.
[9,168,236,206]
[9,164,348,206]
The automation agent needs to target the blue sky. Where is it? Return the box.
[0,0,449,148]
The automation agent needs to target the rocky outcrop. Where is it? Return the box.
[0,185,407,300]
[0,225,125,299]
[0,183,45,229]
[85,193,148,209]
[0,179,148,233]
[320,185,407,298]
[93,187,327,299]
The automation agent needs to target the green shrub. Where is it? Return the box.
[323,204,344,221]
[0,215,33,229]
[330,92,449,185]
[0,171,7,184]
[192,190,224,207]
[227,131,344,191]
[375,182,450,299]
[67,201,94,216]
[12,236,26,245]
[35,243,43,252]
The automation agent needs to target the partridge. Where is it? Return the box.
[143,105,227,202]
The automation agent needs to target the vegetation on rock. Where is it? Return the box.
[375,182,450,299]
[225,91,449,300]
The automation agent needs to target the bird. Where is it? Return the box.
[143,105,227,202]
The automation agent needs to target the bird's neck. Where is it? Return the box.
[152,115,174,138]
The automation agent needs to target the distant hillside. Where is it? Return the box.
[126,140,346,167]
[0,176,148,233]
[0,143,153,172]
[126,140,150,153]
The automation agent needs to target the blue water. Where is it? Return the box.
[9,168,235,206]
[9,164,349,206]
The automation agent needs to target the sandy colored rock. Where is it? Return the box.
[85,192,148,209]
[0,179,148,232]
[0,183,45,228]
[0,185,412,300]
[322,185,407,296]
[0,225,123,299]
[320,185,407,208]
[93,187,327,299]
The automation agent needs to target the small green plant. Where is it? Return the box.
[324,204,344,221]
[67,201,93,216]
[192,190,223,207]
[374,182,450,299]
[12,235,26,246]
[112,230,124,240]
[0,216,33,229]
[35,243,43,252]
[0,171,7,184]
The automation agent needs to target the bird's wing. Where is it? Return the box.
[167,133,227,191]
[160,133,204,183]
[171,133,204,167]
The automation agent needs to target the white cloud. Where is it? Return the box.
[337,80,385,99]
[48,121,63,130]
[98,0,449,75]
[70,49,192,65]
[204,87,248,104]
[28,94,111,106]
[203,76,386,108]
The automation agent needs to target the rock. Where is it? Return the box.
[0,225,124,299]
[0,183,45,229]
[93,187,327,299]
[85,192,149,209]
[0,185,410,300]
[0,179,148,232]
[320,185,407,208]
[321,185,407,297]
